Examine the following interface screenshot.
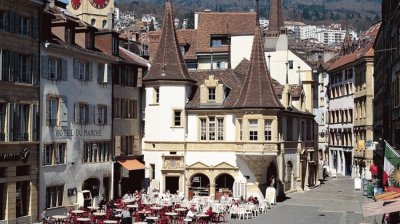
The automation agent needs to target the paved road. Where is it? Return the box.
[227,176,382,224]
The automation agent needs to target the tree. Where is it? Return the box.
[182,11,194,29]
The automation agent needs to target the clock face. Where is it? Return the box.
[71,0,81,10]
[89,0,110,9]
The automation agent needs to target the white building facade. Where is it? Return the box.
[39,6,114,214]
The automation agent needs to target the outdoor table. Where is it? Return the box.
[87,206,99,211]
[133,222,147,224]
[93,212,106,216]
[195,213,209,222]
[146,216,159,224]
[71,210,85,215]
[103,220,118,224]
[151,206,162,216]
[165,212,178,223]
[76,217,91,223]
[114,208,123,212]
[52,215,68,223]
[127,204,138,209]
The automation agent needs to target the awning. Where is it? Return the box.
[118,159,146,171]
[362,198,400,217]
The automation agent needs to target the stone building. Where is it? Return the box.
[39,1,114,215]
[0,0,42,223]
[143,0,317,201]
[327,23,380,177]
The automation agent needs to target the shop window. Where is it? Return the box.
[16,181,30,217]
[45,185,63,208]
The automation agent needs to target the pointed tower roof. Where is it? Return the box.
[234,0,283,109]
[143,0,195,83]
[339,31,352,56]
[267,0,284,36]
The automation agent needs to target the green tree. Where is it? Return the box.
[183,11,194,29]
[149,19,155,31]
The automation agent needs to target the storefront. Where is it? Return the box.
[0,144,39,223]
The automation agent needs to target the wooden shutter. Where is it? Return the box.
[87,62,92,81]
[133,100,137,119]
[14,12,20,34]
[4,11,9,31]
[94,105,99,125]
[0,49,2,81]
[26,54,32,84]
[59,96,68,127]
[32,14,38,39]
[14,52,20,82]
[45,97,50,126]
[107,64,112,84]
[137,68,143,87]
[61,59,68,81]
[74,103,79,123]
[31,54,38,84]
[97,63,104,84]
[88,104,95,124]
[73,58,79,79]
[41,56,49,79]
[9,11,15,33]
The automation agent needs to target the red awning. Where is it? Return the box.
[118,159,146,171]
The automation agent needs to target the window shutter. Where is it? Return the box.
[88,104,95,124]
[8,51,15,82]
[0,49,2,81]
[9,103,14,141]
[14,13,20,34]
[45,96,50,126]
[87,62,92,81]
[105,105,110,125]
[107,64,112,84]
[4,12,9,31]
[97,63,104,84]
[14,52,20,82]
[133,100,137,119]
[74,103,79,123]
[26,55,32,84]
[9,11,15,33]
[31,54,38,84]
[73,58,79,79]
[41,56,49,79]
[137,68,143,87]
[94,105,98,125]
[32,14,38,39]
[61,59,68,81]
[59,96,68,127]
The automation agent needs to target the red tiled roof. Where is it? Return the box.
[144,0,195,83]
[234,23,283,109]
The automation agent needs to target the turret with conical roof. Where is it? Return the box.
[235,0,283,109]
[143,0,195,83]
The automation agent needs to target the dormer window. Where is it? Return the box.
[85,32,94,49]
[210,35,229,47]
[65,26,74,44]
[208,88,216,101]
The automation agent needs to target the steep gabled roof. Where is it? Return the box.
[143,0,195,83]
[234,13,283,109]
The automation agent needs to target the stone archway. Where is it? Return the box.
[83,178,100,197]
[285,161,293,192]
[266,162,277,188]
[214,173,234,199]
[188,173,210,198]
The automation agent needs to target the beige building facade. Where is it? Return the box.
[0,0,42,222]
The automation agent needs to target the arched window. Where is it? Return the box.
[102,20,107,29]
[91,19,96,26]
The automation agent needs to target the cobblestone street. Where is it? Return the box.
[228,176,382,224]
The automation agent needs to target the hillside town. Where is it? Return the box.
[0,0,399,223]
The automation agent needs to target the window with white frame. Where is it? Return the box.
[20,16,30,35]
[208,87,216,101]
[264,120,272,141]
[48,98,58,126]
[200,118,207,140]
[174,110,182,126]
[199,117,224,141]
[78,104,88,124]
[83,142,111,163]
[249,119,258,141]
[46,185,63,208]
[79,61,88,80]
[55,143,66,164]
[97,105,107,125]
[43,143,66,165]
[49,59,58,80]
[209,117,216,140]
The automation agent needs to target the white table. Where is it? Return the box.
[87,206,99,211]
[127,204,138,208]
[92,212,106,217]
[103,220,118,224]
[52,215,67,222]
[76,217,90,223]
[71,210,85,215]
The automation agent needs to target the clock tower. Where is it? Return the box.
[67,0,115,29]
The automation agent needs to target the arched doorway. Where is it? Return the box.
[83,178,100,197]
[266,162,277,188]
[285,161,293,191]
[189,173,210,198]
[215,174,234,199]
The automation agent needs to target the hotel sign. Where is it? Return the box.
[0,148,30,162]
[54,129,102,137]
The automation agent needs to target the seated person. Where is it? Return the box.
[122,191,132,200]
[205,206,213,222]
[120,208,132,224]
[185,206,197,220]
